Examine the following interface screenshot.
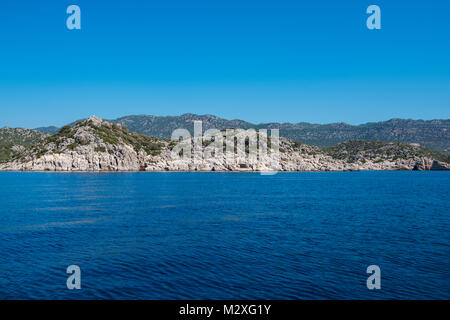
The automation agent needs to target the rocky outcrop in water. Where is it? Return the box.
[412,159,450,171]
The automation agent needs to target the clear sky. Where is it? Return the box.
[0,0,449,128]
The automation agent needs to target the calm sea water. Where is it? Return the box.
[0,172,449,299]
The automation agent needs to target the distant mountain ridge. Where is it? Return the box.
[34,114,450,153]
[34,126,60,134]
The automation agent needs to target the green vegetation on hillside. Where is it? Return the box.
[86,120,162,156]
[0,128,47,163]
[110,115,450,153]
[325,140,450,164]
[35,115,450,153]
[5,118,164,162]
[0,141,14,162]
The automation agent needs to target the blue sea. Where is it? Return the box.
[0,172,449,299]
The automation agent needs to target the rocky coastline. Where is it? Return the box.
[0,116,448,172]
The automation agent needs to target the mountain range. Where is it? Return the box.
[34,114,450,153]
[1,116,448,172]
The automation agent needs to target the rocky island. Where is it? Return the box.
[0,116,448,172]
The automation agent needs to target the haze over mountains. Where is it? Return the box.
[33,114,450,153]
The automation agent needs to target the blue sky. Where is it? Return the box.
[0,0,449,128]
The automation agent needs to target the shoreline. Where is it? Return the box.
[0,169,447,173]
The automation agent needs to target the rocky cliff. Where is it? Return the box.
[1,116,448,172]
